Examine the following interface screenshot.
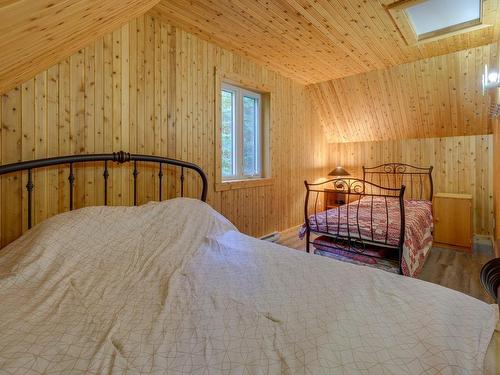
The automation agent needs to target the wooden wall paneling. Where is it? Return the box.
[200,37,209,201]
[47,66,59,219]
[494,119,500,243]
[114,25,123,206]
[158,21,167,201]
[176,28,185,201]
[186,31,194,200]
[144,16,155,204]
[136,17,146,205]
[84,44,96,210]
[129,18,138,205]
[478,135,494,235]
[0,95,2,246]
[154,19,162,202]
[120,25,130,207]
[168,25,179,201]
[485,134,493,237]
[20,78,33,234]
[491,37,500,246]
[103,33,114,204]
[1,87,22,246]
[328,135,494,236]
[34,71,48,225]
[94,38,105,207]
[70,51,84,209]
[309,45,496,143]
[0,14,328,247]
[58,59,70,214]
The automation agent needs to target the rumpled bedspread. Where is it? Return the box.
[0,198,495,374]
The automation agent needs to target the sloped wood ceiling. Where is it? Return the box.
[150,0,500,84]
[308,44,496,143]
[0,0,159,94]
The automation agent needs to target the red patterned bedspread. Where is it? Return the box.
[299,197,433,277]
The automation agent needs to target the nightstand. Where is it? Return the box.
[323,189,360,210]
[324,189,345,210]
[433,193,472,251]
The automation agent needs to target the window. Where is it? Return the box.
[386,0,484,45]
[406,0,481,40]
[221,83,262,180]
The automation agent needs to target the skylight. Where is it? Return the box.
[406,0,481,39]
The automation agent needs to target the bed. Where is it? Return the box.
[301,163,434,277]
[0,154,497,374]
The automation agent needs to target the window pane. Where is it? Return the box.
[406,0,480,36]
[221,90,235,177]
[242,96,258,176]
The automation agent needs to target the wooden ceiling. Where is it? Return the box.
[308,44,496,143]
[1,0,498,145]
[1,0,499,92]
[0,0,159,94]
[150,0,500,84]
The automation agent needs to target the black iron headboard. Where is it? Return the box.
[0,151,208,230]
[362,163,433,201]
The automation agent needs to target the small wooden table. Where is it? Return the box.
[324,189,359,210]
[433,192,472,251]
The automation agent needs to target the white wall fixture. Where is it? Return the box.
[482,64,500,95]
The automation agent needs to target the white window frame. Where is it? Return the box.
[221,82,262,181]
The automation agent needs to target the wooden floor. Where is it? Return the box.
[278,227,494,303]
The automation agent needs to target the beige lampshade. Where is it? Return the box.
[328,166,350,176]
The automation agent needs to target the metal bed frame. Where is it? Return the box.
[0,151,208,230]
[304,178,406,273]
[303,163,433,275]
[363,163,434,200]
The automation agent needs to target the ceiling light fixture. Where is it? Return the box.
[482,64,500,95]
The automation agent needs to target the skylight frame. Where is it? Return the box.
[386,0,486,45]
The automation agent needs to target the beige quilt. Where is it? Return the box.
[0,198,496,374]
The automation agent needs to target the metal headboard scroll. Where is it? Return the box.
[0,151,208,229]
[362,163,433,201]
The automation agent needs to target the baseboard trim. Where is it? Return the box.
[260,232,281,243]
[433,242,472,253]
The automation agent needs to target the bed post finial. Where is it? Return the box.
[113,151,131,164]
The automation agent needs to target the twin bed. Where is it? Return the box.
[302,163,434,277]
[0,153,497,374]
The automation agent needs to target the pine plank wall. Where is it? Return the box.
[0,13,497,247]
[329,136,494,236]
[492,38,500,249]
[494,125,500,242]
[0,14,326,247]
[320,44,498,238]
